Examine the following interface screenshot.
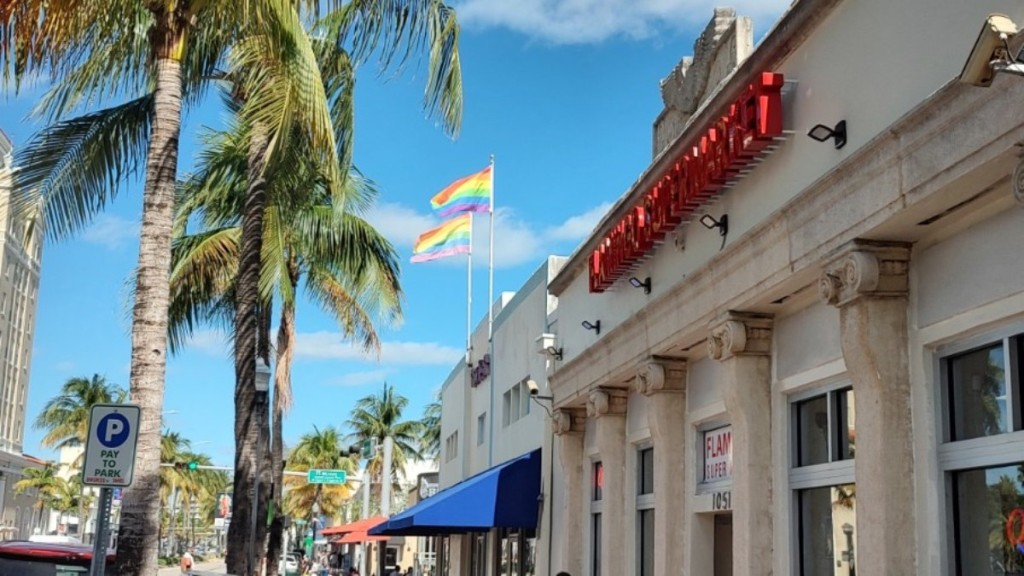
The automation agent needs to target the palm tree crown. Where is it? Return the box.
[346,383,422,492]
[34,374,127,451]
[284,426,356,521]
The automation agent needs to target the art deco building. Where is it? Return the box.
[0,129,42,454]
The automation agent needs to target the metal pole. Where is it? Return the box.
[378,437,393,576]
[89,487,112,576]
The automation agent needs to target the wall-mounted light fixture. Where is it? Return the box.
[581,320,601,335]
[807,120,847,149]
[629,276,652,295]
[699,213,729,250]
[545,346,563,361]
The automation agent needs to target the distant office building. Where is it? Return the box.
[0,129,41,454]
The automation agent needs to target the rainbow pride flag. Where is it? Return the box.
[411,213,472,263]
[431,166,492,217]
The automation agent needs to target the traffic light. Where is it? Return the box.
[188,461,198,471]
[361,438,374,459]
[174,461,199,471]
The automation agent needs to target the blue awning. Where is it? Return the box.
[370,449,541,536]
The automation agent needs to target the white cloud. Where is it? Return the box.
[370,201,611,269]
[365,202,438,248]
[54,360,76,372]
[544,202,613,242]
[327,369,392,387]
[187,329,231,356]
[82,214,139,249]
[451,0,789,44]
[295,331,462,366]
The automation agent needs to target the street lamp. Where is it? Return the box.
[841,522,855,576]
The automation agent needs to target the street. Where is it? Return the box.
[157,560,227,575]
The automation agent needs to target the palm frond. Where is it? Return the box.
[12,94,153,243]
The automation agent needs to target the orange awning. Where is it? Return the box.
[321,515,389,536]
[337,530,389,544]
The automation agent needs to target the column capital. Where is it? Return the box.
[707,312,773,361]
[819,240,910,307]
[633,357,687,396]
[586,388,628,418]
[553,407,586,435]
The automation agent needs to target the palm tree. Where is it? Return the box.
[420,391,442,464]
[14,463,60,534]
[284,427,357,523]
[34,374,126,537]
[169,135,402,571]
[4,1,461,570]
[34,375,127,452]
[346,383,423,510]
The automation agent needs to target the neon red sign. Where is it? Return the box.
[1007,508,1024,553]
[588,72,785,293]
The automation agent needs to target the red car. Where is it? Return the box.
[0,541,114,575]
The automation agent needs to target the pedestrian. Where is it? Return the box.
[179,548,194,575]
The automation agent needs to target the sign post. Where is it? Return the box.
[307,469,348,484]
[81,404,141,576]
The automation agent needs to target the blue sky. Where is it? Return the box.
[3,0,787,464]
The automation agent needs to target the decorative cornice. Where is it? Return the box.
[707,312,773,361]
[553,407,586,435]
[586,388,628,418]
[819,240,910,307]
[633,358,687,396]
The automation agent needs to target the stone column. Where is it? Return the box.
[708,312,773,576]
[588,388,627,576]
[636,359,687,576]
[553,407,586,576]
[819,240,914,575]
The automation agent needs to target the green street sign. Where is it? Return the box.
[307,469,347,484]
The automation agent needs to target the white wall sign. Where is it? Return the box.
[82,404,141,487]
[702,425,732,483]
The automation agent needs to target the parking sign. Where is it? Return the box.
[82,404,141,487]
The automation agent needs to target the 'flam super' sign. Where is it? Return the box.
[589,72,785,293]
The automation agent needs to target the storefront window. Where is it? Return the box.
[798,485,857,576]
[948,343,1008,441]
[940,331,1024,575]
[953,465,1024,574]
[637,447,654,576]
[497,528,536,576]
[592,459,603,576]
[593,461,603,501]
[791,384,856,576]
[470,533,487,576]
[591,513,602,576]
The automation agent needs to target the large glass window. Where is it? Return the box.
[948,343,1009,441]
[591,460,603,576]
[791,384,856,576]
[591,513,602,576]
[497,528,536,576]
[940,331,1024,575]
[798,485,857,576]
[636,447,654,576]
[470,533,488,576]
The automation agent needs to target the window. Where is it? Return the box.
[511,385,521,424]
[470,533,488,576]
[591,460,603,576]
[496,528,536,576]
[636,447,654,576]
[503,391,512,428]
[477,413,487,446]
[790,384,856,576]
[939,331,1024,574]
[444,431,459,463]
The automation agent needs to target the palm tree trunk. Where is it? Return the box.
[115,4,187,574]
[267,294,296,576]
[257,300,273,572]
[226,124,271,575]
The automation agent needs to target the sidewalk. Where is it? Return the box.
[157,559,227,575]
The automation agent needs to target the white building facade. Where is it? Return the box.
[0,129,41,455]
[423,258,564,576]
[545,2,1024,576]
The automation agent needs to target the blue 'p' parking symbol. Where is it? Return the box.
[97,413,131,448]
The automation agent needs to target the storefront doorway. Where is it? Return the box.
[713,513,733,576]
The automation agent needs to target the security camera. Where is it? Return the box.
[960,13,1024,87]
[526,379,541,396]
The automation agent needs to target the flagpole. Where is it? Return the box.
[487,155,495,342]
[467,213,473,366]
